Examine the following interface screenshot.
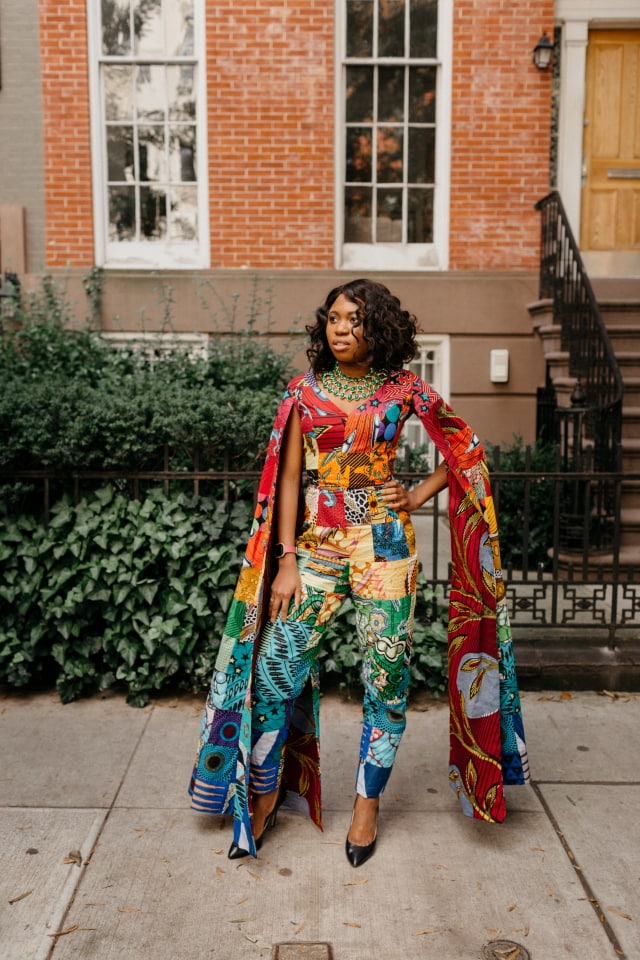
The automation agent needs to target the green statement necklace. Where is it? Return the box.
[322,365,387,401]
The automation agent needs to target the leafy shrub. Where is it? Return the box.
[0,277,293,477]
[0,488,449,705]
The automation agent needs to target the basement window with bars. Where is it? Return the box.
[339,0,451,270]
[90,0,207,268]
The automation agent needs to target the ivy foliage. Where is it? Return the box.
[0,488,448,706]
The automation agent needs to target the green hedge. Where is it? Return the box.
[0,488,448,706]
[0,278,292,475]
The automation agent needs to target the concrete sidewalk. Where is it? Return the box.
[1,689,638,960]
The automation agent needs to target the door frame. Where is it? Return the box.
[555,1,640,274]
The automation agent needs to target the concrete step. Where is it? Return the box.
[621,440,640,473]
[606,323,640,352]
[599,298,640,326]
[622,407,640,443]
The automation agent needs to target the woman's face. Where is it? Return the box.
[325,293,370,367]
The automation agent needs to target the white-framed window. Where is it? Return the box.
[88,0,209,268]
[100,330,210,361]
[404,334,450,471]
[336,0,452,271]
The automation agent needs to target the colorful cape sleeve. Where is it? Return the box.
[188,377,321,856]
[411,378,530,822]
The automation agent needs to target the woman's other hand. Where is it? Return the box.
[381,463,449,514]
[269,555,302,622]
[381,479,417,513]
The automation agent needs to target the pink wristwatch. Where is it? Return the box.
[274,543,297,559]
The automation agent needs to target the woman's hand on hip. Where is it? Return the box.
[381,479,416,513]
[269,557,302,623]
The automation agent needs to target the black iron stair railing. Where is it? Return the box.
[535,190,624,555]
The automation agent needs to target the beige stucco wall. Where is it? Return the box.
[0,0,46,272]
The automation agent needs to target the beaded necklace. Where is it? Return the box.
[322,365,387,401]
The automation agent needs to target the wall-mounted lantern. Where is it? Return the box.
[532,31,553,71]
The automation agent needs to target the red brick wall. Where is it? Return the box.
[38,0,94,268]
[37,1,553,271]
[206,2,334,268]
[449,0,554,270]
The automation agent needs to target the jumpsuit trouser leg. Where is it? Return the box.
[249,521,418,801]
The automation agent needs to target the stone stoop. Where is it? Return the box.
[529,282,640,570]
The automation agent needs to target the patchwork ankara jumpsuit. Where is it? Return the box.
[250,370,420,801]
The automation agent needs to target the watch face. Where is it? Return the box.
[274,543,284,558]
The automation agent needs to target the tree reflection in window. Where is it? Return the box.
[101,0,198,250]
[344,0,438,245]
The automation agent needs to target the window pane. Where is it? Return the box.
[346,128,373,182]
[102,0,131,55]
[377,188,403,241]
[409,66,436,122]
[345,186,372,242]
[139,125,166,181]
[408,127,435,183]
[377,127,403,183]
[170,127,196,182]
[107,126,134,180]
[410,0,438,58]
[170,186,198,240]
[134,0,163,56]
[346,0,373,58]
[408,188,433,242]
[104,66,133,121]
[109,185,136,240]
[378,0,405,58]
[168,0,194,56]
[136,65,166,121]
[140,185,167,238]
[378,66,404,121]
[346,66,374,123]
[168,65,196,120]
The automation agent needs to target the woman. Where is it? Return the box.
[189,279,529,866]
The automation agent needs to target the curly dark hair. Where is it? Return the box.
[306,279,418,374]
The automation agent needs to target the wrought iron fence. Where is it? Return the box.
[2,454,639,639]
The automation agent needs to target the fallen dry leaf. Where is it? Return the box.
[247,871,262,881]
[8,890,33,905]
[412,928,437,936]
[608,907,633,921]
[507,903,517,912]
[294,921,306,935]
[212,848,224,855]
[117,907,140,914]
[600,689,618,699]
[494,948,520,960]
[237,897,249,905]
[62,849,82,867]
[343,878,368,886]
[47,925,80,938]
[560,691,573,700]
[216,866,225,876]
[529,845,545,852]
[546,885,554,897]
[343,922,361,928]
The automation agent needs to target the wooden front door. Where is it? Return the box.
[581,30,640,274]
